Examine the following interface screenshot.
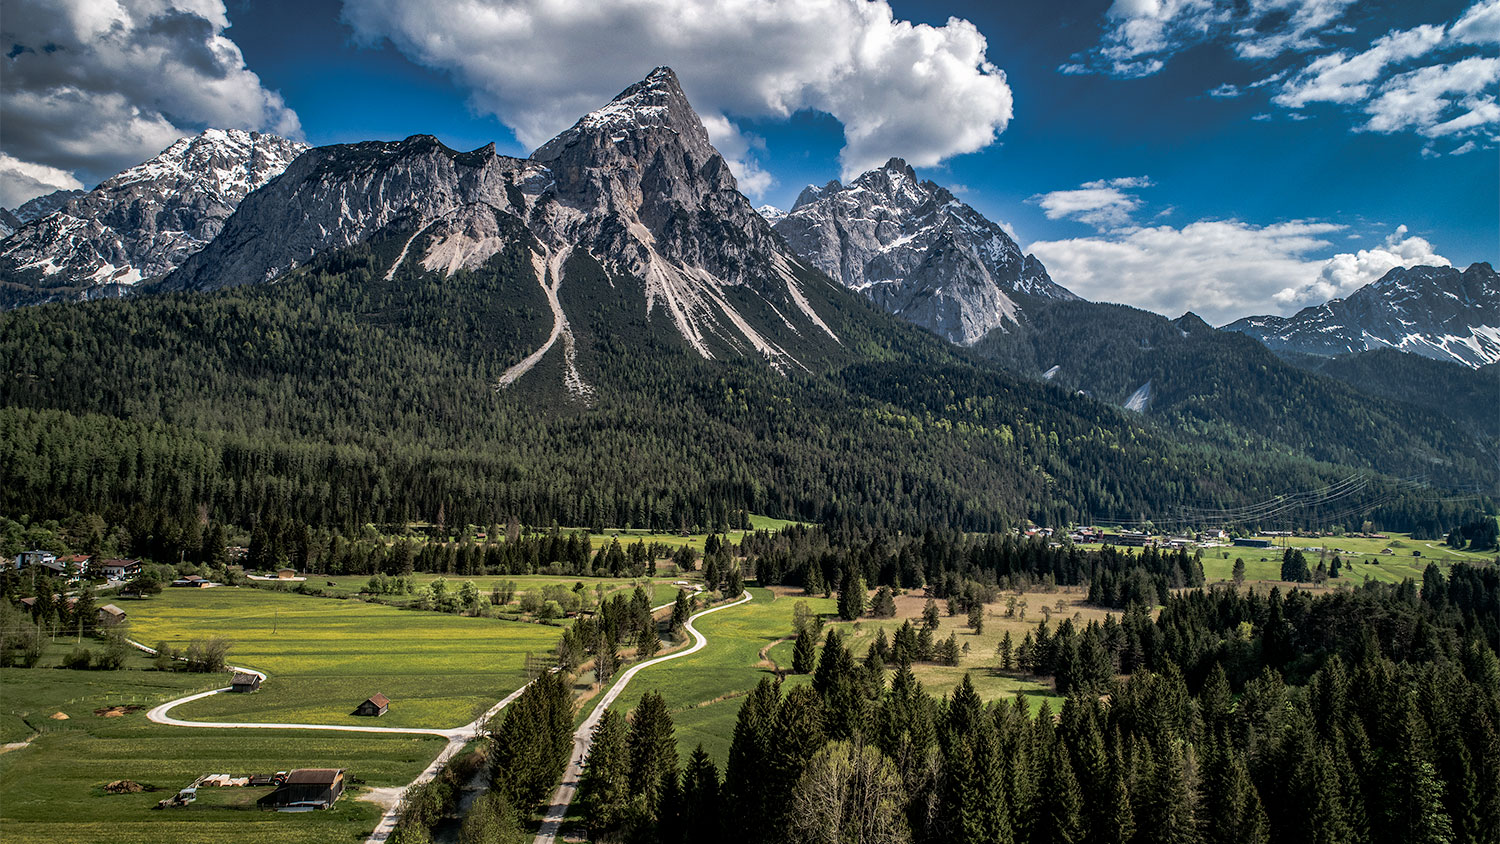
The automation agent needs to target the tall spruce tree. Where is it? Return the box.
[579,708,632,840]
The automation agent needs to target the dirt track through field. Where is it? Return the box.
[530,590,753,844]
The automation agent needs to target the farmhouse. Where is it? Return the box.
[354,694,390,717]
[257,768,345,810]
[231,671,262,693]
[1234,538,1273,549]
[97,604,127,626]
[170,575,214,588]
[98,559,142,580]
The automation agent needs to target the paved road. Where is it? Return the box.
[531,590,753,844]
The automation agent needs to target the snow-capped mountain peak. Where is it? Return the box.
[0,129,307,308]
[1224,262,1500,368]
[773,157,1077,345]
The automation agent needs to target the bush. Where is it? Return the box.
[62,647,93,669]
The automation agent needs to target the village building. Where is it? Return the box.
[257,768,345,810]
[354,694,390,717]
[1234,538,1273,548]
[170,575,214,588]
[230,671,262,693]
[276,567,297,579]
[97,604,127,626]
[98,559,142,581]
[12,550,57,571]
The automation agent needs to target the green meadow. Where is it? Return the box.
[0,665,442,844]
[605,587,835,766]
[123,587,561,729]
[1198,530,1495,585]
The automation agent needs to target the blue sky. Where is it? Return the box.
[2,0,1496,322]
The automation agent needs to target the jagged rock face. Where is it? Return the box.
[1224,263,1500,368]
[773,159,1077,345]
[165,67,840,381]
[0,209,19,239]
[0,130,306,307]
[166,136,547,290]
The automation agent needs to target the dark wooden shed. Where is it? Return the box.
[354,693,389,717]
[230,671,262,693]
[257,768,345,809]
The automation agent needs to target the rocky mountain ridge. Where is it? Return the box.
[772,159,1076,345]
[163,67,843,393]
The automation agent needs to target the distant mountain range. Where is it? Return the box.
[0,67,1491,527]
[1224,263,1499,369]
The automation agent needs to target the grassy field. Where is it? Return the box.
[594,582,1068,768]
[1198,530,1496,587]
[123,587,562,729]
[0,665,444,844]
[282,573,677,608]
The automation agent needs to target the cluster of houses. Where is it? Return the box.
[8,551,142,584]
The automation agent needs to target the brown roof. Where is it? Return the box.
[364,693,390,708]
[285,768,343,785]
[99,604,126,617]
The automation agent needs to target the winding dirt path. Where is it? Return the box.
[531,590,753,844]
[129,639,534,844]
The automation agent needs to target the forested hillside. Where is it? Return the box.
[0,227,1486,539]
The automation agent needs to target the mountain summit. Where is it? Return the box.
[162,68,842,392]
[1224,262,1500,368]
[0,130,307,308]
[773,158,1076,345]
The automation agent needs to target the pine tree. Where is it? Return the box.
[723,678,782,844]
[671,588,692,632]
[792,626,817,674]
[579,708,632,840]
[940,674,1012,844]
[838,573,867,620]
[1037,740,1084,844]
[628,691,679,823]
[998,630,1014,671]
[680,745,720,844]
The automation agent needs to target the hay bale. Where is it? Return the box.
[105,780,145,794]
[49,712,69,720]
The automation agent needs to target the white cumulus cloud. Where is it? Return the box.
[1031,177,1153,230]
[0,0,301,207]
[1451,0,1500,44]
[1274,225,1452,306]
[1024,219,1450,325]
[1067,0,1355,77]
[339,0,1013,191]
[0,153,85,210]
[1363,56,1500,137]
[1272,25,1447,108]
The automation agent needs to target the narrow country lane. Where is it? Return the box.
[531,590,753,844]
